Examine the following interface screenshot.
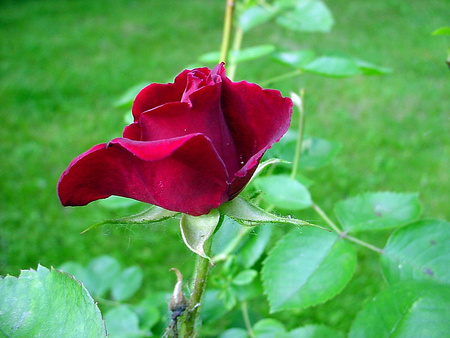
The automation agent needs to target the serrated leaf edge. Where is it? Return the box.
[261,230,354,312]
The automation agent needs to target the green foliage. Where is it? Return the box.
[262,228,357,312]
[59,256,164,336]
[0,265,106,337]
[334,192,421,232]
[381,219,450,285]
[112,266,144,301]
[349,281,450,337]
[432,27,450,36]
[253,175,312,210]
[275,0,334,33]
[104,305,142,338]
[272,135,342,170]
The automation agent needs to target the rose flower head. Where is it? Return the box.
[58,63,292,216]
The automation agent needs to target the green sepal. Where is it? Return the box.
[180,209,221,259]
[81,205,178,234]
[219,197,325,230]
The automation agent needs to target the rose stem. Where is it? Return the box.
[182,237,213,336]
[220,0,235,64]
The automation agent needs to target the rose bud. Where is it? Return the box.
[58,63,292,216]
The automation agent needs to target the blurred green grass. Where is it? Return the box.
[0,0,448,333]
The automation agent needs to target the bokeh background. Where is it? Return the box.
[1,0,448,333]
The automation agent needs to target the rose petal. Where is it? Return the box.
[139,84,240,178]
[57,134,229,216]
[220,77,293,194]
[132,67,210,121]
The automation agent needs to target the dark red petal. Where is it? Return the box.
[131,70,188,121]
[57,134,229,216]
[139,84,240,178]
[220,78,293,194]
[122,122,141,140]
[131,67,211,121]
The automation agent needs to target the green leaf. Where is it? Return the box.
[299,137,341,170]
[239,5,278,32]
[84,255,121,297]
[381,219,450,285]
[335,192,421,232]
[112,266,144,301]
[232,269,258,286]
[302,56,361,77]
[271,49,316,68]
[202,289,230,323]
[432,27,450,36]
[0,265,106,337]
[180,209,220,258]
[253,318,287,337]
[233,275,264,302]
[250,158,291,183]
[275,136,341,170]
[104,305,142,338]
[276,0,334,33]
[354,58,393,75]
[349,281,450,338]
[289,324,345,338]
[219,288,237,310]
[198,45,276,64]
[253,175,312,210]
[220,328,249,338]
[132,300,160,331]
[219,197,315,228]
[231,45,276,63]
[81,204,178,233]
[238,224,272,268]
[262,227,356,312]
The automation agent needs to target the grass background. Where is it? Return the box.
[1,0,448,334]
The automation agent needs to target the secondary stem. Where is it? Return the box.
[241,301,255,338]
[312,203,342,234]
[312,203,384,254]
[220,0,235,64]
[259,69,302,87]
[183,239,213,337]
[345,235,384,254]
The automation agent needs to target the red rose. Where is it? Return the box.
[57,63,292,216]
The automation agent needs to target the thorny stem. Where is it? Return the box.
[241,301,255,338]
[312,203,384,254]
[220,0,235,64]
[182,238,213,337]
[290,89,305,180]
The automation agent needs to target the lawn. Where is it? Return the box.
[0,0,448,334]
